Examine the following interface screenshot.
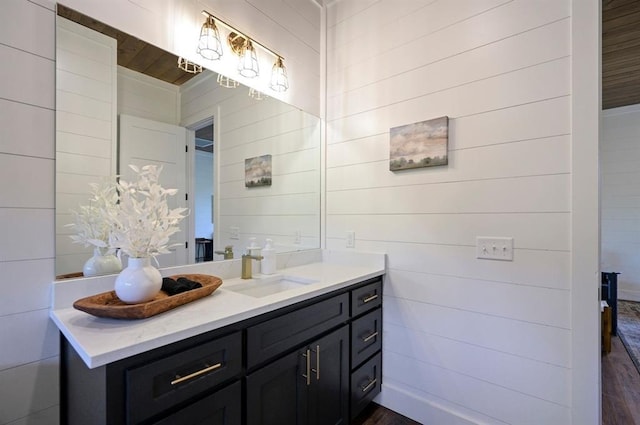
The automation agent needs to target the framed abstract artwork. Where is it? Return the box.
[390,116,449,171]
[245,154,272,187]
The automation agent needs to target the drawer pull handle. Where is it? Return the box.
[362,294,378,303]
[362,331,378,343]
[361,378,377,393]
[302,349,311,385]
[171,362,222,385]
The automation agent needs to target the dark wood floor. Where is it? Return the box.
[353,403,421,425]
[602,335,640,425]
[353,336,639,425]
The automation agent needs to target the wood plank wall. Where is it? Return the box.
[0,0,59,424]
[55,17,118,275]
[180,72,321,255]
[603,0,640,109]
[326,1,572,423]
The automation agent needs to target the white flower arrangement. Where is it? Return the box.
[67,177,119,250]
[107,164,188,259]
[68,165,188,260]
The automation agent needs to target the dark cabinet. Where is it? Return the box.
[152,380,241,425]
[306,327,349,425]
[246,349,305,425]
[126,332,242,424]
[246,293,349,370]
[349,278,383,420]
[350,352,382,419]
[61,275,383,425]
[246,326,349,425]
[351,308,382,367]
[351,280,382,317]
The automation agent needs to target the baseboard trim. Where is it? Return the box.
[619,289,640,302]
[376,381,489,425]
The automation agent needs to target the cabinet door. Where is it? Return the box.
[246,326,349,425]
[246,349,308,425]
[152,380,241,425]
[307,326,349,425]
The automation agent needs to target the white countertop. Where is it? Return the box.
[50,249,385,369]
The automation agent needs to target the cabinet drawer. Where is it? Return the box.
[152,380,241,425]
[350,352,382,420]
[351,278,382,317]
[351,307,382,368]
[126,331,242,425]
[247,293,349,370]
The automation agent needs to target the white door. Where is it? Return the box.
[119,114,188,267]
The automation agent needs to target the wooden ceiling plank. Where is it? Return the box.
[57,5,198,86]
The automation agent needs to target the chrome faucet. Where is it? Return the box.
[241,253,263,279]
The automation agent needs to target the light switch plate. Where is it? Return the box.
[476,237,513,261]
[230,226,240,240]
[294,230,301,244]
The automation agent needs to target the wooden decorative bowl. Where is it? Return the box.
[72,274,223,320]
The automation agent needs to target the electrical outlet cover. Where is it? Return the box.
[346,231,355,248]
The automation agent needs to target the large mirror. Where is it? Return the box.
[54,6,321,278]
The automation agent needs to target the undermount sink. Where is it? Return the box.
[224,274,318,298]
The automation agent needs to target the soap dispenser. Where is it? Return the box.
[261,239,276,275]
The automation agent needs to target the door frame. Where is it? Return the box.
[185,116,217,262]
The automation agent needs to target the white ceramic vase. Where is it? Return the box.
[83,247,122,277]
[114,257,162,304]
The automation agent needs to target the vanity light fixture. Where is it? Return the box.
[216,73,239,88]
[237,38,259,78]
[197,13,223,60]
[270,57,289,92]
[200,10,289,92]
[177,57,203,74]
[249,87,268,100]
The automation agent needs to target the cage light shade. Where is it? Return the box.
[238,40,259,78]
[249,87,268,100]
[270,57,289,92]
[217,73,239,88]
[197,17,223,60]
[177,57,202,74]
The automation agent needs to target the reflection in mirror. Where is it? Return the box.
[54,6,320,278]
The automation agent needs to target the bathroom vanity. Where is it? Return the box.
[51,250,385,425]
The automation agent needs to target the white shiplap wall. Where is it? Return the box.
[117,66,180,126]
[602,104,640,301]
[0,1,320,424]
[326,0,573,424]
[56,33,180,276]
[0,0,60,424]
[180,71,321,254]
[55,17,117,276]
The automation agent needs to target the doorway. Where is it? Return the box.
[192,120,215,262]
